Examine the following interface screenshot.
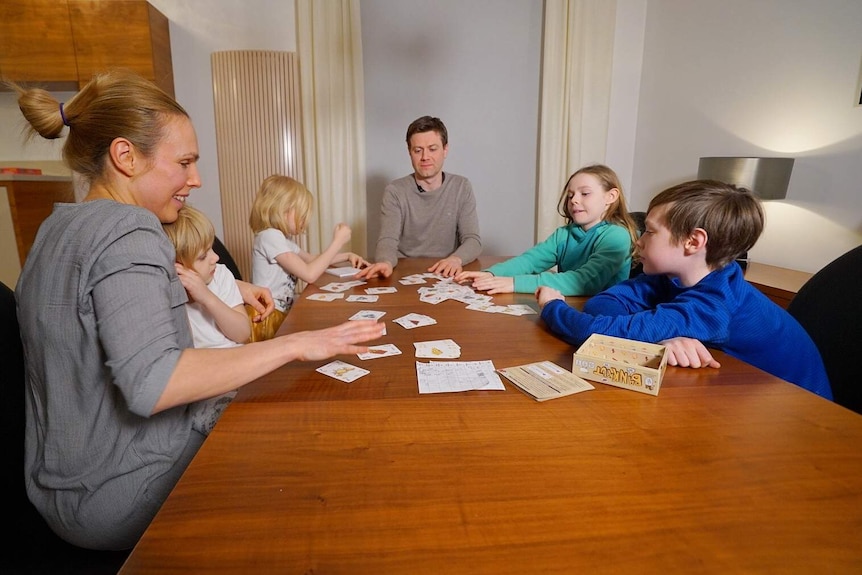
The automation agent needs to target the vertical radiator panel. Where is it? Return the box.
[211,50,304,282]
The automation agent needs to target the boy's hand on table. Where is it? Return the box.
[535,286,564,309]
[661,337,721,368]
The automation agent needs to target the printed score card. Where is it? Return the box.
[497,361,595,402]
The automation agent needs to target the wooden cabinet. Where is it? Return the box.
[0,0,173,97]
[0,177,74,287]
[0,1,79,89]
[744,262,813,309]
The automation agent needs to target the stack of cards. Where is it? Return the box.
[325,266,362,278]
[393,313,437,329]
[414,339,461,358]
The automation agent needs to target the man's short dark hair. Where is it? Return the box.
[406,116,448,146]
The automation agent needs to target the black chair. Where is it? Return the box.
[1,281,130,574]
[787,245,862,415]
[213,235,242,281]
[629,211,646,278]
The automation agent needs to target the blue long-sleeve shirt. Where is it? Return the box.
[541,263,832,400]
[486,222,631,295]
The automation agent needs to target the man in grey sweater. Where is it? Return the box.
[357,116,482,279]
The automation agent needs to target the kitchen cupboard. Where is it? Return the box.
[0,0,173,96]
[0,176,74,287]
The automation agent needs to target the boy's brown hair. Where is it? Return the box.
[648,179,764,268]
[163,205,215,269]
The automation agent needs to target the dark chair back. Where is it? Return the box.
[1,281,130,573]
[787,245,862,414]
[213,236,242,281]
[629,211,646,278]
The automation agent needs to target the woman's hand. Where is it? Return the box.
[236,280,275,322]
[282,319,385,361]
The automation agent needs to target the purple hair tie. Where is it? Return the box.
[59,102,70,127]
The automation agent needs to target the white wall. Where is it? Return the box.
[630,0,862,272]
[360,0,542,257]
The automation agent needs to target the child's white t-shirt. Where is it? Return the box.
[252,228,300,313]
[185,263,244,349]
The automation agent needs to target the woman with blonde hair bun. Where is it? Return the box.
[9,70,384,551]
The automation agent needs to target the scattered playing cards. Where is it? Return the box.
[316,360,370,383]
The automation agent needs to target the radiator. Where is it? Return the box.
[211,50,305,283]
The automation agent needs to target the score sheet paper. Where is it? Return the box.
[498,361,595,401]
[416,360,505,394]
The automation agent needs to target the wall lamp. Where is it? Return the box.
[697,157,794,200]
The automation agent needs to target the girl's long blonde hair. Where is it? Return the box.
[556,164,640,257]
[249,175,313,237]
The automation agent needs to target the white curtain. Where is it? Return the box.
[537,0,617,242]
[295,0,367,257]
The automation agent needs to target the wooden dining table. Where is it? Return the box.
[119,258,862,574]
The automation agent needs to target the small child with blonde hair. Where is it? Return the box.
[163,204,250,434]
[250,174,369,339]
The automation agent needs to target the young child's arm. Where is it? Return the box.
[276,223,353,284]
[177,264,251,344]
[329,251,370,269]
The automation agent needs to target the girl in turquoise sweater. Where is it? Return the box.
[456,164,639,295]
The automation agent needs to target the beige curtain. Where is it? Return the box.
[537,0,617,242]
[295,0,367,258]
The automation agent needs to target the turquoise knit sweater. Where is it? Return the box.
[486,221,632,295]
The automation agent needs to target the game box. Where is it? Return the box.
[572,334,668,396]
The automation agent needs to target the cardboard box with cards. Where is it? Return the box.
[572,334,668,396]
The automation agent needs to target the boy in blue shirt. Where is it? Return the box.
[536,179,832,400]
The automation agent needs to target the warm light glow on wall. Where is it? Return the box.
[751,202,862,273]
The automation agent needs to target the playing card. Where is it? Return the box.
[347,294,379,302]
[316,360,370,383]
[399,276,426,285]
[349,310,386,321]
[365,287,398,294]
[320,280,366,292]
[393,313,437,329]
[414,339,461,359]
[306,292,345,301]
[500,304,538,316]
[357,344,402,360]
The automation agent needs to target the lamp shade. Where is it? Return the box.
[697,157,794,200]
